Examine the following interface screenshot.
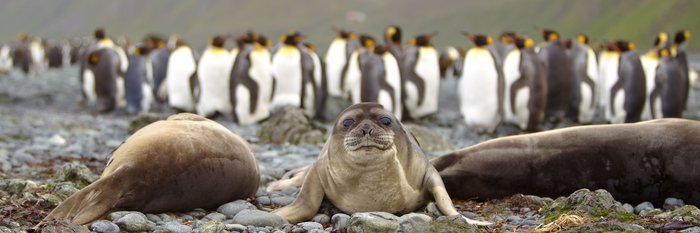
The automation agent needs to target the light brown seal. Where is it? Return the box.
[43,113,260,225]
[272,103,490,225]
[432,118,700,206]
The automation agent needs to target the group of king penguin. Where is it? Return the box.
[450,28,693,133]
[3,27,694,131]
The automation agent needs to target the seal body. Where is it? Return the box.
[432,118,700,206]
[273,103,485,225]
[44,113,260,225]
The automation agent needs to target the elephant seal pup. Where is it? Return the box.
[432,118,700,206]
[43,113,260,225]
[273,103,490,225]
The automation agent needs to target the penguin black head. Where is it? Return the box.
[499,31,517,44]
[539,29,559,42]
[462,32,492,47]
[359,34,376,49]
[653,32,669,48]
[94,28,106,40]
[281,32,302,46]
[209,35,227,48]
[334,27,355,40]
[576,34,590,45]
[385,25,402,44]
[303,42,317,52]
[411,33,435,47]
[515,37,535,49]
[257,34,271,48]
[675,30,690,45]
[617,40,635,52]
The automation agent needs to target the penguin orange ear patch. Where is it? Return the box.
[88,54,99,65]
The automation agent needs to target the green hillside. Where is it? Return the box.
[0,0,697,52]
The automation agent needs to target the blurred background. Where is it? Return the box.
[0,0,697,53]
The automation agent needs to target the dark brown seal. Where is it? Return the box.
[43,113,260,225]
[432,118,700,206]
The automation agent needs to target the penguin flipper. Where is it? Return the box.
[43,176,124,225]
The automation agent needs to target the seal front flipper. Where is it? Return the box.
[425,167,493,226]
[273,165,324,224]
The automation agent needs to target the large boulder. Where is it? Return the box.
[257,106,326,145]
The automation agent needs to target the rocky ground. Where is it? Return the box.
[1,66,700,232]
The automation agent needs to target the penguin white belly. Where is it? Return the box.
[597,53,613,109]
[377,90,394,114]
[640,56,659,120]
[140,82,153,113]
[579,48,598,123]
[601,53,624,123]
[610,90,626,124]
[325,39,348,97]
[241,49,272,124]
[0,45,12,72]
[166,47,197,112]
[408,47,440,118]
[383,53,402,120]
[235,86,254,125]
[502,50,521,124]
[197,50,234,116]
[459,48,500,132]
[29,42,44,73]
[303,82,315,117]
[271,47,303,109]
[513,88,530,129]
[115,77,126,108]
[344,51,361,103]
[82,69,97,104]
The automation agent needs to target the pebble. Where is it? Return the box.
[634,201,654,214]
[297,221,324,231]
[506,215,522,223]
[425,202,443,217]
[397,213,432,233]
[271,196,295,206]
[225,223,247,232]
[461,211,480,220]
[622,203,635,213]
[664,197,685,211]
[146,213,162,223]
[257,196,272,205]
[347,212,400,232]
[203,212,227,222]
[114,212,156,232]
[231,209,287,227]
[331,213,351,232]
[48,134,67,146]
[281,186,300,196]
[89,220,120,233]
[217,200,258,218]
[197,220,226,233]
[156,221,193,233]
[681,227,700,233]
[312,214,330,225]
[108,211,144,222]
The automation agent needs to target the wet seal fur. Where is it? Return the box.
[271,103,490,225]
[432,118,700,206]
[42,113,259,225]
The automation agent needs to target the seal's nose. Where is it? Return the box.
[361,123,373,136]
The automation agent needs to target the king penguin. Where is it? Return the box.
[197,35,234,118]
[356,43,403,120]
[401,33,441,120]
[11,32,33,75]
[165,38,198,113]
[325,28,358,98]
[384,25,403,61]
[344,34,376,104]
[82,48,123,113]
[640,32,670,120]
[148,36,173,103]
[230,32,274,125]
[568,34,599,123]
[459,33,503,133]
[271,32,317,117]
[123,45,153,114]
[502,36,547,131]
[672,29,691,114]
[537,29,573,122]
[659,46,687,118]
[302,42,328,120]
[601,41,646,123]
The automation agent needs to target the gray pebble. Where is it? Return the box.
[89,220,120,233]
[225,223,247,232]
[331,213,351,232]
[398,213,432,233]
[664,197,685,211]
[461,211,480,220]
[108,211,144,222]
[256,196,272,205]
[506,215,522,223]
[634,201,654,214]
[203,212,227,222]
[425,202,443,217]
[260,166,285,179]
[521,219,540,226]
[347,212,400,233]
[312,214,330,225]
[114,213,156,232]
[231,209,287,227]
[146,213,162,223]
[271,196,295,206]
[256,187,268,197]
[298,221,323,231]
[681,227,700,233]
[281,186,300,196]
[197,220,227,233]
[156,221,193,233]
[158,213,175,222]
[217,200,258,218]
[622,203,635,213]
[188,208,207,218]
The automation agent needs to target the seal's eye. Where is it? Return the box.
[379,116,392,126]
[342,119,355,128]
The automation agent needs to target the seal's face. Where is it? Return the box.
[334,103,398,153]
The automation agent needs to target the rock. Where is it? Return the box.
[0,226,11,233]
[114,213,156,232]
[47,181,79,200]
[108,211,145,222]
[260,166,286,179]
[404,124,453,152]
[426,202,444,217]
[281,186,300,196]
[203,212,227,222]
[257,196,272,205]
[257,106,327,145]
[312,214,330,225]
[640,208,664,217]
[397,213,432,233]
[48,134,67,147]
[297,221,324,231]
[655,205,700,221]
[347,212,400,233]
[197,220,226,233]
[332,213,351,233]
[541,188,626,219]
[682,227,700,233]
[430,215,485,233]
[52,162,98,188]
[321,96,352,123]
[0,178,38,195]
[506,215,522,223]
[128,113,166,134]
[622,203,634,213]
[146,213,162,223]
[231,209,287,227]
[664,197,685,211]
[225,223,247,232]
[35,219,91,233]
[155,221,193,233]
[11,150,40,165]
[635,201,654,214]
[563,221,654,232]
[461,211,480,220]
[271,196,295,206]
[217,200,257,218]
[89,220,120,233]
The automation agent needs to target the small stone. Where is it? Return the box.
[203,212,227,222]
[52,162,99,188]
[231,209,287,227]
[655,205,700,219]
[256,196,272,205]
[225,223,247,231]
[146,213,162,223]
[188,208,207,218]
[281,186,300,196]
[217,200,258,218]
[89,220,120,233]
[640,208,663,217]
[426,202,444,217]
[347,212,400,233]
[156,221,193,233]
[114,213,156,232]
[197,220,226,233]
[312,214,330,225]
[260,166,285,179]
[461,211,480,220]
[108,211,144,222]
[664,197,685,211]
[158,213,175,222]
[331,213,351,233]
[48,134,67,146]
[634,201,654,214]
[297,221,323,231]
[271,196,295,206]
[506,215,522,223]
[398,213,432,233]
[622,203,635,213]
[681,227,700,233]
